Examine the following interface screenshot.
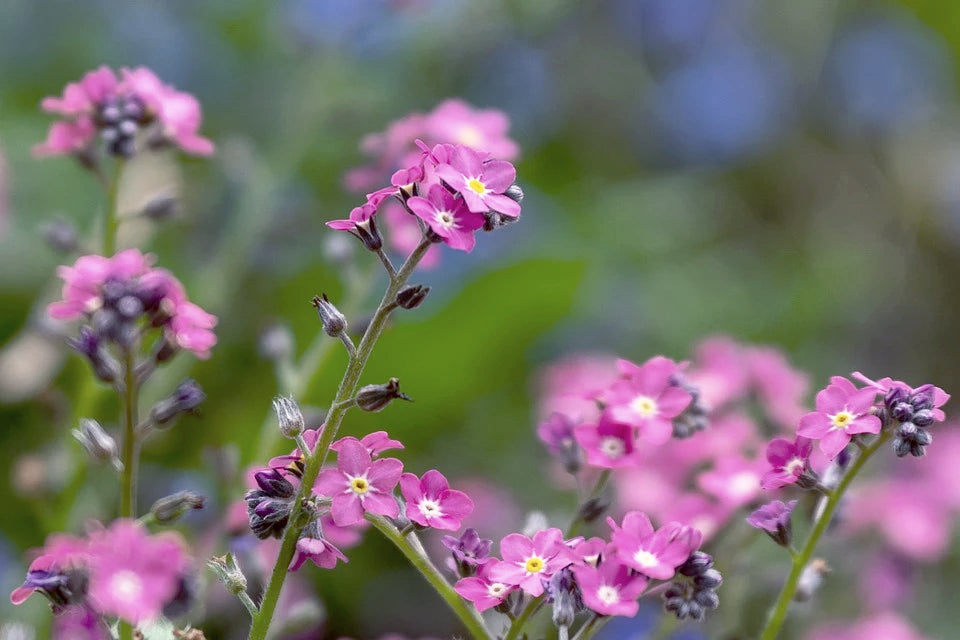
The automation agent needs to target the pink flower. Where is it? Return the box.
[315,437,402,526]
[853,372,950,423]
[434,146,520,217]
[86,520,188,624]
[289,520,348,571]
[382,201,442,268]
[48,249,153,320]
[807,612,932,640]
[574,413,639,469]
[600,357,692,445]
[746,500,797,544]
[762,436,813,490]
[399,470,474,530]
[168,300,218,359]
[454,560,516,612]
[406,184,485,252]
[52,606,110,640]
[572,556,648,617]
[425,99,519,160]
[270,427,321,472]
[488,528,573,596]
[10,533,90,607]
[120,67,214,155]
[608,512,700,580]
[797,377,881,460]
[332,430,405,458]
[697,455,765,508]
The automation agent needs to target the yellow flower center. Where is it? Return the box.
[350,477,370,495]
[467,178,486,194]
[524,556,545,573]
[831,411,854,429]
[630,395,658,417]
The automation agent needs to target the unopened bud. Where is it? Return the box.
[272,395,305,438]
[151,490,206,524]
[152,336,179,363]
[72,419,121,470]
[207,554,247,595]
[141,195,179,220]
[354,218,382,252]
[259,323,294,362]
[355,377,412,412]
[795,558,830,602]
[41,218,79,253]
[504,183,524,204]
[311,294,347,337]
[68,327,121,383]
[396,285,430,310]
[576,491,612,524]
[151,378,205,426]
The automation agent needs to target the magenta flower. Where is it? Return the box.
[797,377,881,459]
[609,512,700,580]
[808,612,932,640]
[406,184,485,252]
[434,146,521,217]
[36,66,213,157]
[574,413,639,469]
[572,557,648,617]
[601,357,692,445]
[10,533,90,608]
[853,372,951,423]
[289,519,348,572]
[331,430,404,459]
[747,500,797,547]
[315,437,402,526]
[399,470,474,530]
[454,560,516,612]
[762,437,813,490]
[487,528,572,596]
[697,455,765,508]
[382,201,442,268]
[443,528,493,571]
[569,537,607,567]
[425,99,520,161]
[270,427,321,472]
[86,520,188,624]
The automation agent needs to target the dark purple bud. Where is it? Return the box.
[254,469,295,498]
[694,589,719,609]
[153,336,179,363]
[678,551,713,577]
[151,490,206,524]
[355,377,412,412]
[891,402,914,423]
[68,327,121,383]
[442,528,492,576]
[396,284,430,310]
[354,218,382,252]
[694,568,723,589]
[504,183,524,204]
[910,385,936,411]
[884,386,910,410]
[150,378,205,425]
[576,491,612,524]
[141,195,179,221]
[311,294,347,337]
[912,409,935,427]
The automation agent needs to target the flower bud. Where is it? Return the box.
[151,378,205,426]
[41,218,79,253]
[141,195,179,221]
[355,377,412,412]
[311,294,347,337]
[150,490,206,524]
[207,554,247,595]
[505,183,524,203]
[354,218,383,252]
[72,419,121,470]
[396,285,430,310]
[68,327,121,383]
[272,395,305,438]
[153,335,180,363]
[795,558,830,602]
[576,491,612,524]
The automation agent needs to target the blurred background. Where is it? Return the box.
[1,0,959,638]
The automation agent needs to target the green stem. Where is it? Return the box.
[102,160,124,256]
[503,596,544,640]
[367,514,492,639]
[571,614,602,640]
[567,469,610,537]
[118,348,138,640]
[247,239,432,640]
[757,432,890,640]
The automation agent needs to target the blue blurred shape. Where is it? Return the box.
[820,12,952,137]
[611,0,722,67]
[647,44,793,166]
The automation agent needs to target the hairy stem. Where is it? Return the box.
[367,515,492,639]
[247,239,431,640]
[503,596,544,640]
[758,432,890,640]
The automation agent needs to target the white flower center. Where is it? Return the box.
[418,498,443,518]
[457,125,483,147]
[785,457,805,475]
[487,582,507,597]
[596,585,620,605]
[109,570,143,603]
[599,436,626,459]
[630,395,658,417]
[435,210,457,230]
[633,549,658,568]
[729,471,760,498]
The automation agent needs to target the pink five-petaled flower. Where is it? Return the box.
[86,520,188,624]
[601,357,692,445]
[797,377,881,460]
[609,511,700,580]
[315,437,402,526]
[331,430,404,459]
[399,470,474,530]
[762,436,813,490]
[572,555,649,617]
[574,413,640,469]
[406,184,485,252]
[488,528,572,597]
[434,145,521,217]
[289,519,348,572]
[10,533,89,607]
[454,560,516,612]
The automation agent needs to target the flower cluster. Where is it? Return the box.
[451,512,715,622]
[10,520,190,630]
[49,248,217,366]
[329,140,522,254]
[36,65,213,158]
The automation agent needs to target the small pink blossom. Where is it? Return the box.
[454,560,516,612]
[382,201,442,268]
[487,528,572,596]
[399,470,474,530]
[697,455,765,508]
[608,512,700,581]
[10,533,89,606]
[120,67,214,155]
[332,430,405,458]
[315,437,402,526]
[406,184,485,252]
[434,146,520,217]
[797,377,881,460]
[289,520,348,572]
[574,413,639,469]
[807,612,932,640]
[762,436,813,490]
[572,556,648,617]
[86,520,188,624]
[600,357,692,445]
